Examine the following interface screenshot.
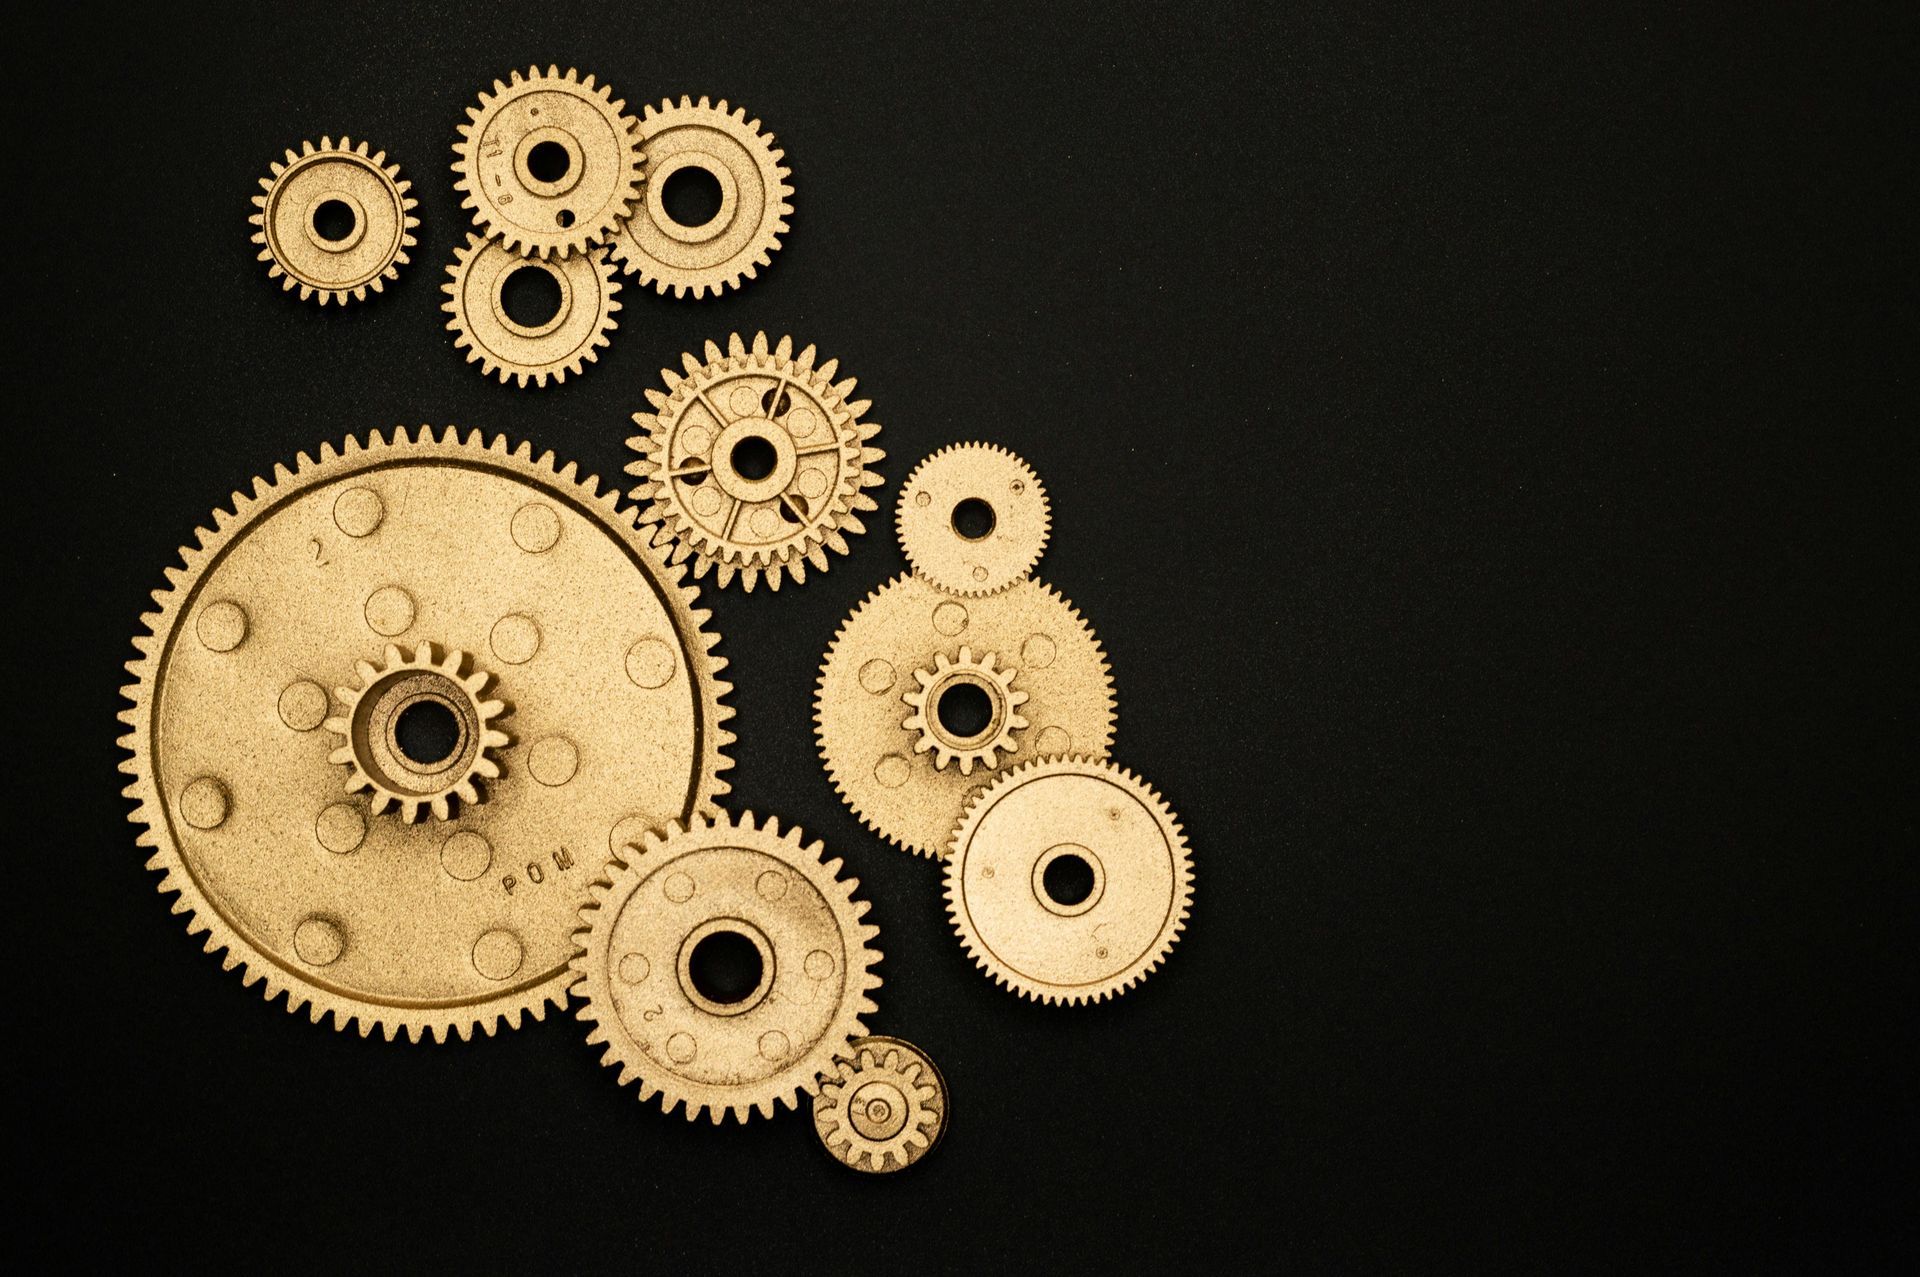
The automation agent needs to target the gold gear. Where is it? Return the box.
[443,232,620,388]
[901,647,1028,774]
[813,1036,949,1173]
[627,331,885,592]
[816,574,1115,857]
[946,756,1192,1005]
[606,96,792,298]
[897,443,1050,596]
[572,811,881,1123]
[451,65,643,259]
[325,643,509,823]
[118,427,735,1042]
[250,136,418,305]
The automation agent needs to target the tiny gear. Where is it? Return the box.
[250,136,418,305]
[628,332,885,591]
[606,96,792,298]
[451,65,642,258]
[572,811,881,1122]
[816,574,1116,857]
[119,428,734,1042]
[813,1036,949,1173]
[946,756,1192,1005]
[897,443,1051,596]
[444,232,620,388]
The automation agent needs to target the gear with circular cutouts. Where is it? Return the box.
[816,574,1115,857]
[572,810,881,1123]
[946,756,1192,1005]
[897,443,1051,596]
[901,647,1028,774]
[118,427,734,1042]
[451,65,643,259]
[813,1036,948,1173]
[250,136,418,305]
[627,331,885,591]
[443,232,620,388]
[605,96,791,298]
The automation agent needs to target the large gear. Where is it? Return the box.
[118,428,734,1042]
[443,232,620,387]
[606,96,792,298]
[897,443,1051,596]
[250,136,418,305]
[813,1036,949,1173]
[572,811,881,1123]
[451,65,643,259]
[816,574,1116,857]
[945,756,1192,1005]
[627,331,885,591]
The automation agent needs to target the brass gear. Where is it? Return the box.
[250,136,418,305]
[627,331,885,591]
[443,232,620,388]
[572,811,882,1123]
[605,96,792,298]
[451,65,643,259]
[901,647,1028,774]
[324,643,509,823]
[117,428,735,1042]
[897,443,1051,596]
[945,756,1192,1005]
[816,574,1116,857]
[813,1036,949,1173]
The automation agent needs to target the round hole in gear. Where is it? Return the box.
[730,434,779,482]
[556,208,576,229]
[950,497,996,541]
[310,198,358,243]
[935,681,994,740]
[393,698,462,767]
[1041,852,1097,907]
[500,264,564,328]
[661,164,725,228]
[686,929,765,1005]
[525,139,571,183]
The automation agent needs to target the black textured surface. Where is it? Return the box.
[17,3,1914,1270]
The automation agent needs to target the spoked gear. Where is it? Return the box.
[901,647,1028,774]
[119,427,734,1042]
[627,332,885,591]
[572,811,882,1123]
[946,756,1192,1005]
[443,232,620,387]
[813,1036,949,1174]
[451,65,643,258]
[250,136,418,305]
[606,96,792,298]
[897,443,1051,596]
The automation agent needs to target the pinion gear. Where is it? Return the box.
[901,647,1028,774]
[813,1036,949,1173]
[443,232,620,387]
[325,643,509,823]
[897,443,1051,596]
[250,136,418,305]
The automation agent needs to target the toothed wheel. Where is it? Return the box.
[250,136,418,305]
[606,96,792,297]
[443,232,621,387]
[946,757,1192,1005]
[627,331,885,591]
[901,647,1029,774]
[571,811,882,1123]
[897,443,1051,596]
[118,428,734,1042]
[813,1036,949,1173]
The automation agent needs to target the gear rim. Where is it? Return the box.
[443,232,621,388]
[896,443,1051,596]
[813,1035,949,1173]
[251,136,418,305]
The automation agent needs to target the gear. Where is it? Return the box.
[443,232,620,387]
[118,427,734,1042]
[627,331,885,591]
[897,443,1051,596]
[606,96,792,298]
[250,136,418,305]
[572,811,881,1123]
[816,574,1115,857]
[813,1036,948,1173]
[901,647,1028,774]
[946,756,1192,1005]
[451,65,643,259]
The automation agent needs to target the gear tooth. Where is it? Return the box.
[750,331,769,358]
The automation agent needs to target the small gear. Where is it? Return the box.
[572,811,882,1123]
[451,65,643,258]
[816,574,1116,857]
[324,643,509,823]
[250,136,418,305]
[606,96,792,297]
[897,444,1051,596]
[813,1036,949,1173]
[946,756,1192,1005]
[627,332,885,591]
[443,232,620,387]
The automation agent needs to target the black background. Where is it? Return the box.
[16,3,1914,1270]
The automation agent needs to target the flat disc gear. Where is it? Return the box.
[606,96,792,297]
[444,233,620,387]
[572,811,881,1122]
[250,136,418,305]
[816,574,1116,857]
[627,331,885,591]
[452,65,643,258]
[946,757,1192,1005]
[118,427,735,1042]
[813,1036,949,1173]
[897,443,1051,595]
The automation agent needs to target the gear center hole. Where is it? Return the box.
[1042,853,1097,907]
[310,198,358,243]
[393,698,462,767]
[500,264,564,328]
[687,929,764,1005]
[526,139,571,183]
[935,680,995,740]
[730,434,779,482]
[662,164,725,228]
[951,497,997,541]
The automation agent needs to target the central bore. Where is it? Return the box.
[1042,852,1097,907]
[393,698,462,767]
[500,264,564,327]
[662,164,724,227]
[311,198,357,243]
[951,497,996,540]
[935,681,994,739]
[687,929,764,1004]
[730,434,779,481]
[526,139,571,182]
